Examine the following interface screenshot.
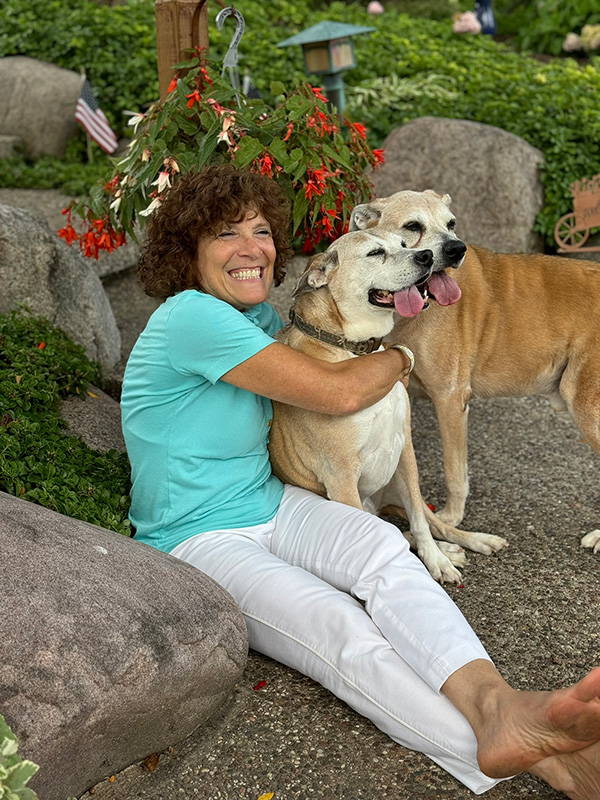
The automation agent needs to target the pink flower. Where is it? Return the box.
[367,1,384,13]
[452,11,481,34]
[151,171,171,193]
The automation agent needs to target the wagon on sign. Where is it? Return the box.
[554,173,600,252]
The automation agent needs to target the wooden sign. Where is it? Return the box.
[155,0,209,101]
[554,173,600,252]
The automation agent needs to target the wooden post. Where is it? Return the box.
[155,0,210,101]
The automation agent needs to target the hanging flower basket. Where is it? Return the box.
[59,48,384,258]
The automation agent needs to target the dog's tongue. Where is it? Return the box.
[428,271,461,306]
[393,285,425,318]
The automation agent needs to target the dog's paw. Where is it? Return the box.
[420,545,463,584]
[436,541,469,567]
[581,529,600,553]
[467,533,508,555]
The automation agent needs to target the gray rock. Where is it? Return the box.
[0,57,81,158]
[0,189,141,277]
[371,117,546,254]
[0,491,248,800]
[61,384,126,453]
[0,135,22,158]
[0,203,121,373]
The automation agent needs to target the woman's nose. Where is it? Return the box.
[238,234,261,256]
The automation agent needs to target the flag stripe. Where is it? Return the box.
[75,102,118,152]
[75,78,119,154]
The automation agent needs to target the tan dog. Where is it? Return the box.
[350,189,600,551]
[268,228,508,583]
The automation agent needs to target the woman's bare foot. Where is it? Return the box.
[442,661,600,779]
[531,741,600,800]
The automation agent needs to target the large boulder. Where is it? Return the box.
[0,204,121,373]
[0,189,142,278]
[0,57,82,158]
[372,117,546,254]
[0,491,248,800]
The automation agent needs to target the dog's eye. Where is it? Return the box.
[367,248,385,257]
[447,220,456,231]
[403,222,422,233]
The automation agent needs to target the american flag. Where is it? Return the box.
[75,77,119,154]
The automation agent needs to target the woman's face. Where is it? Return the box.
[196,209,276,310]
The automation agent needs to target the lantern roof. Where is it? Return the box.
[277,21,375,48]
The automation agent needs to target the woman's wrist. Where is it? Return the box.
[389,344,415,374]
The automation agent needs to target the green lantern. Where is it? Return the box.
[278,21,374,113]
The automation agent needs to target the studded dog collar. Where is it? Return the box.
[288,308,383,356]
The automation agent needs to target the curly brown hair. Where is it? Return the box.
[137,165,293,298]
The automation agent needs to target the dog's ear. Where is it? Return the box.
[293,250,339,296]
[423,189,452,207]
[349,203,382,231]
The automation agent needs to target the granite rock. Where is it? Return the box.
[372,117,546,253]
[0,491,248,800]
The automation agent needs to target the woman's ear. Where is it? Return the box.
[293,250,339,296]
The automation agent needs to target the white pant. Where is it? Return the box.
[171,485,503,794]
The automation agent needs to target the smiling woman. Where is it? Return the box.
[120,164,600,800]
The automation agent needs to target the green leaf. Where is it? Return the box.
[292,191,309,235]
[270,81,286,96]
[232,136,264,169]
[5,761,39,790]
[267,137,289,165]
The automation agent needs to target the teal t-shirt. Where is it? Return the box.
[120,290,285,553]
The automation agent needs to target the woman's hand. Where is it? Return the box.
[221,341,411,416]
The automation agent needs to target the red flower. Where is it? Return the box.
[260,153,274,176]
[58,224,79,245]
[372,148,385,166]
[283,122,294,142]
[347,121,368,142]
[309,85,328,104]
[104,175,120,194]
[186,89,202,108]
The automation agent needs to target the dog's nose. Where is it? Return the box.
[413,249,433,268]
[443,239,467,265]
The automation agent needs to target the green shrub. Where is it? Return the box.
[0,308,132,535]
[498,0,600,56]
[0,139,110,196]
[0,0,159,138]
[0,713,39,800]
[1,0,600,246]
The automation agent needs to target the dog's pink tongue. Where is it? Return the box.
[428,271,461,306]
[393,285,425,318]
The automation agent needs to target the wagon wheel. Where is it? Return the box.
[554,212,590,249]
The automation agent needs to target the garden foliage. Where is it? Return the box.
[0,714,39,800]
[495,0,600,56]
[1,0,599,246]
[61,53,383,256]
[0,309,131,535]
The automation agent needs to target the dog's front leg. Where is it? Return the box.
[431,390,471,526]
[382,418,463,584]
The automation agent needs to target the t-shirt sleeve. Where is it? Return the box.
[165,293,277,384]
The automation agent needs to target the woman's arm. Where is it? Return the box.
[220,342,411,416]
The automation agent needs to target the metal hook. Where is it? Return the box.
[215,6,245,104]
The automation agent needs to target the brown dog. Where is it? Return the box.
[268,228,508,583]
[350,189,600,551]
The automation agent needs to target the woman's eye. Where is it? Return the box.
[218,231,234,238]
[257,229,272,237]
